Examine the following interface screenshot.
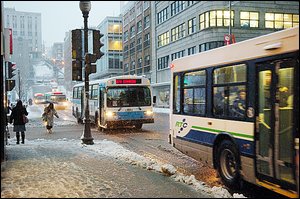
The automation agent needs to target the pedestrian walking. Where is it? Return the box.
[9,100,29,144]
[42,102,59,134]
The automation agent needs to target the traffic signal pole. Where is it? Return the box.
[80,1,93,145]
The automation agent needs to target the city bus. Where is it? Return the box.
[169,26,299,198]
[72,75,154,130]
[44,91,68,110]
[33,93,46,104]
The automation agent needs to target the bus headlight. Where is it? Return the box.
[105,111,115,117]
[145,110,153,116]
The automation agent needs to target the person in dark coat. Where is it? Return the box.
[10,100,28,144]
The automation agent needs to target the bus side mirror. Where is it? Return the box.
[153,96,157,104]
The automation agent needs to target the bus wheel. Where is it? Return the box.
[216,140,241,189]
[135,123,143,129]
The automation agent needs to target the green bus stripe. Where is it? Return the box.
[191,125,254,139]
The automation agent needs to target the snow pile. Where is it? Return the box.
[81,139,246,198]
[7,138,246,198]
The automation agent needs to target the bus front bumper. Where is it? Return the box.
[106,118,154,128]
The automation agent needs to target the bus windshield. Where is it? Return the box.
[50,95,66,102]
[107,86,151,107]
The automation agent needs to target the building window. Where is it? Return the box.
[144,55,150,66]
[124,63,129,72]
[240,11,259,28]
[108,54,122,69]
[108,23,122,34]
[158,31,170,47]
[137,37,142,52]
[137,20,142,34]
[108,39,122,51]
[124,45,129,59]
[200,10,234,30]
[136,4,143,16]
[188,46,196,55]
[157,7,168,24]
[124,31,129,42]
[188,17,196,34]
[144,33,150,48]
[130,41,135,55]
[158,55,169,70]
[137,58,143,69]
[130,61,136,70]
[171,23,185,42]
[187,1,196,7]
[130,26,135,38]
[6,15,10,27]
[171,1,185,16]
[144,1,150,11]
[199,41,224,52]
[144,15,150,29]
[171,50,185,61]
[265,13,299,29]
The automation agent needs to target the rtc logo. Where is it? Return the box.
[175,118,188,134]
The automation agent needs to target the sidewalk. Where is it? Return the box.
[1,126,243,198]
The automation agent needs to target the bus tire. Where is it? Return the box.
[216,140,242,189]
[135,123,143,129]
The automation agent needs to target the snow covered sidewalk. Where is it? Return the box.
[1,138,245,198]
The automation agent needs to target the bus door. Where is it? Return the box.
[99,87,105,126]
[256,57,297,193]
[80,87,84,119]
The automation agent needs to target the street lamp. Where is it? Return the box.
[79,1,94,145]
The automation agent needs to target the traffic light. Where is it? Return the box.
[72,60,83,81]
[6,79,15,91]
[90,64,96,74]
[7,61,16,79]
[93,30,104,60]
[72,29,83,60]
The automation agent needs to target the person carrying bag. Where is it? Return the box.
[9,100,28,144]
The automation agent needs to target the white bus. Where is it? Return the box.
[44,91,68,110]
[72,75,154,130]
[170,26,299,198]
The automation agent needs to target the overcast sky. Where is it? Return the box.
[4,1,122,47]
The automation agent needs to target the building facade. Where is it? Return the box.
[90,16,123,80]
[63,31,74,94]
[4,7,42,59]
[121,1,152,81]
[3,7,42,101]
[152,1,299,108]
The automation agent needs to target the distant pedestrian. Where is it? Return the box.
[42,102,59,134]
[9,100,28,144]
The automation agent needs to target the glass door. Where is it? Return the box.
[256,58,296,189]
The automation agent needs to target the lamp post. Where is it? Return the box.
[229,1,232,36]
[79,1,94,145]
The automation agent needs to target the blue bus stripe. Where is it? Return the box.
[177,129,254,157]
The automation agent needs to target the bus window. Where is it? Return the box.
[173,74,181,113]
[214,87,227,116]
[183,70,206,115]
